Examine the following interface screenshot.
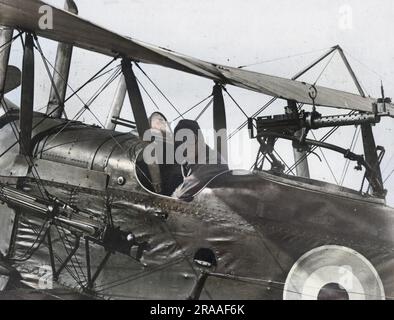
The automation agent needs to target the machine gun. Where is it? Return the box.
[248,106,387,198]
[0,183,148,288]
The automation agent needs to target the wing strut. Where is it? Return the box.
[121,58,162,193]
[19,33,34,156]
[0,25,15,258]
[213,83,228,163]
[121,58,149,138]
[105,75,126,130]
[0,26,12,100]
[337,47,385,197]
[286,100,310,178]
[284,46,338,178]
[46,0,78,118]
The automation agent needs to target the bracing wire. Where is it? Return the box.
[54,225,87,287]
[94,256,188,293]
[64,58,118,104]
[54,225,86,288]
[40,66,122,150]
[11,219,83,287]
[237,47,331,69]
[227,97,277,141]
[172,94,213,122]
[285,112,356,174]
[134,62,183,118]
[285,47,356,175]
[222,86,249,119]
[343,48,394,90]
[1,99,49,199]
[313,51,337,85]
[135,76,160,111]
[340,126,361,185]
[310,131,339,184]
[0,31,23,55]
[384,170,394,184]
[222,87,294,174]
[195,97,213,121]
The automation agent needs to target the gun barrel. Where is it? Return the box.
[0,184,101,236]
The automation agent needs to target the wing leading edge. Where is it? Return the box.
[1,0,392,114]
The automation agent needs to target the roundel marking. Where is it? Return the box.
[283,245,385,300]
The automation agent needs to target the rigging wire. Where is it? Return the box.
[1,99,49,199]
[55,225,88,285]
[205,271,394,300]
[35,65,122,113]
[40,66,122,151]
[35,48,155,188]
[343,49,394,90]
[90,65,122,82]
[285,111,357,174]
[17,216,392,301]
[56,224,88,286]
[54,225,86,288]
[285,47,355,177]
[237,47,331,69]
[384,170,394,184]
[64,57,118,104]
[382,153,394,176]
[222,87,294,174]
[195,97,213,121]
[0,54,117,160]
[86,68,122,106]
[1,35,123,206]
[228,50,338,142]
[134,62,183,118]
[11,218,83,287]
[222,86,249,119]
[135,76,160,111]
[310,131,339,184]
[34,44,156,188]
[287,48,373,179]
[94,255,190,292]
[7,218,50,263]
[0,31,23,55]
[313,51,337,85]
[172,94,213,123]
[93,213,201,294]
[273,150,295,176]
[297,51,340,184]
[31,41,122,146]
[0,33,51,199]
[227,97,277,141]
[252,153,266,171]
[34,37,66,118]
[4,31,391,294]
[157,219,213,300]
[339,126,361,185]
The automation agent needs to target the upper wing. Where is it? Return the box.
[1,0,392,114]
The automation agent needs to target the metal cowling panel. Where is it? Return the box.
[38,127,113,169]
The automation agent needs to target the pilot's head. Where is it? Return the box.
[174,119,201,138]
[174,119,204,163]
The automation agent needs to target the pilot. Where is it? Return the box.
[171,119,229,201]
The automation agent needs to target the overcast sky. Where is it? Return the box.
[5,0,394,205]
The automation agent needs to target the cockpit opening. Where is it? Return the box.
[136,115,229,200]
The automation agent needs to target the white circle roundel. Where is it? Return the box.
[283,245,385,300]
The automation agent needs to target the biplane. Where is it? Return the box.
[0,0,393,300]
